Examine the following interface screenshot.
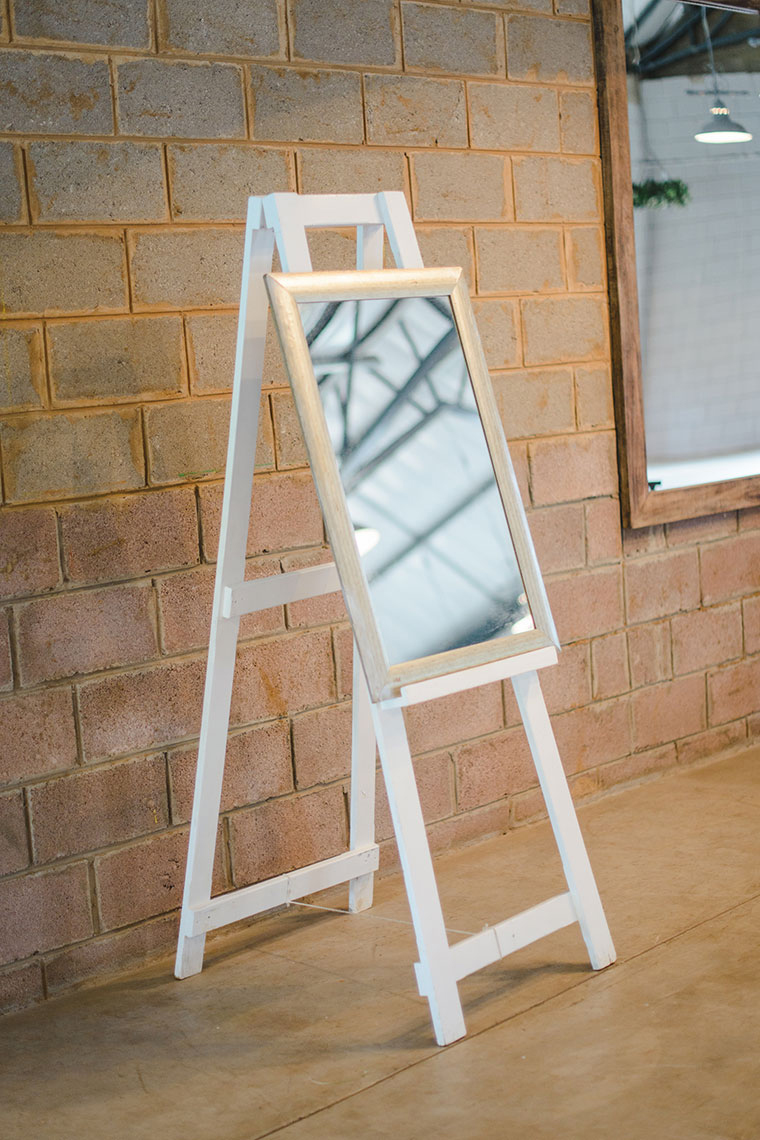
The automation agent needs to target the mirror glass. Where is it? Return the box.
[298,294,533,665]
[624,0,760,492]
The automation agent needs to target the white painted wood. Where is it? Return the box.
[372,703,466,1046]
[447,892,577,983]
[511,670,617,970]
[348,649,376,912]
[223,562,341,618]
[385,646,558,708]
[189,845,379,936]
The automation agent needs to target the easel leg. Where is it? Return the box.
[348,645,376,912]
[372,704,466,1046]
[511,670,616,970]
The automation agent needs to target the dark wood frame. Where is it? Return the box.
[591,0,760,527]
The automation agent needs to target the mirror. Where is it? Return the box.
[594,0,760,526]
[266,267,557,701]
[300,293,533,665]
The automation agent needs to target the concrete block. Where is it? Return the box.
[627,621,672,688]
[186,313,237,393]
[416,226,474,290]
[291,0,398,66]
[585,496,622,564]
[144,395,272,485]
[560,90,598,154]
[1,409,145,503]
[506,15,594,84]
[591,631,630,700]
[0,687,78,787]
[701,532,760,604]
[168,144,293,221]
[476,226,564,293]
[0,863,92,963]
[709,657,760,725]
[16,582,159,685]
[547,566,623,643]
[60,487,198,584]
[0,325,46,412]
[625,549,700,624]
[250,65,363,144]
[158,0,283,57]
[672,604,743,675]
[292,702,352,788]
[116,58,246,139]
[527,502,586,574]
[0,611,11,692]
[0,790,27,875]
[566,226,605,289]
[632,675,706,750]
[492,366,575,438]
[13,0,151,48]
[677,722,747,766]
[95,827,224,930]
[28,141,167,223]
[0,507,60,598]
[405,684,503,755]
[128,229,243,310]
[0,50,113,134]
[0,962,44,1015]
[455,729,535,810]
[530,430,617,508]
[521,295,608,365]
[555,0,590,16]
[199,469,324,559]
[554,698,631,774]
[229,785,346,885]
[0,141,25,222]
[513,155,601,221]
[376,752,453,839]
[231,629,336,725]
[271,389,307,469]
[468,82,560,152]
[575,363,614,429]
[29,755,169,864]
[412,152,511,222]
[666,513,736,547]
[365,74,467,147]
[43,915,179,999]
[78,657,206,762]
[744,596,760,655]
[402,2,504,76]
[48,316,185,405]
[472,298,520,369]
[168,720,292,824]
[0,231,127,317]
[298,146,406,195]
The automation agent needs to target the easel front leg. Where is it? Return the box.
[348,646,376,913]
[372,703,466,1046]
[511,670,616,970]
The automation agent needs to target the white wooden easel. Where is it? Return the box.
[175,192,616,1046]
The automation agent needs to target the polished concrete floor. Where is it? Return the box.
[2,748,760,1139]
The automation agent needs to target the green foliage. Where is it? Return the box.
[632,179,690,208]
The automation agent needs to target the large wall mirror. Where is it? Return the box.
[594,0,760,526]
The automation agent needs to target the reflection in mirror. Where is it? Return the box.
[624,0,760,491]
[298,295,533,665]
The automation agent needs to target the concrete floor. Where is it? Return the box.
[2,748,760,1139]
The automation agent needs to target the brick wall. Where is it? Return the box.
[1,0,758,1015]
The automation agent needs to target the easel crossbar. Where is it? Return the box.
[415,891,577,993]
[187,844,379,937]
[223,562,340,618]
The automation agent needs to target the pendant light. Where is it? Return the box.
[694,10,752,145]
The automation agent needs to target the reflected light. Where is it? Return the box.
[355,526,381,556]
[511,614,534,635]
[695,102,752,144]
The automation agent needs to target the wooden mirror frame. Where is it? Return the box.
[265,265,558,702]
[592,0,760,528]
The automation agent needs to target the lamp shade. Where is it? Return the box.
[695,100,752,144]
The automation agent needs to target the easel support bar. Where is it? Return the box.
[186,844,379,937]
[444,891,576,987]
[223,562,341,618]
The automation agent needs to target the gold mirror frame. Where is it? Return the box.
[265,266,558,702]
[592,0,760,528]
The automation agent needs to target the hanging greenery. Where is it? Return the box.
[632,179,690,208]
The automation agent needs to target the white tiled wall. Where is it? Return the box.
[628,72,760,463]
